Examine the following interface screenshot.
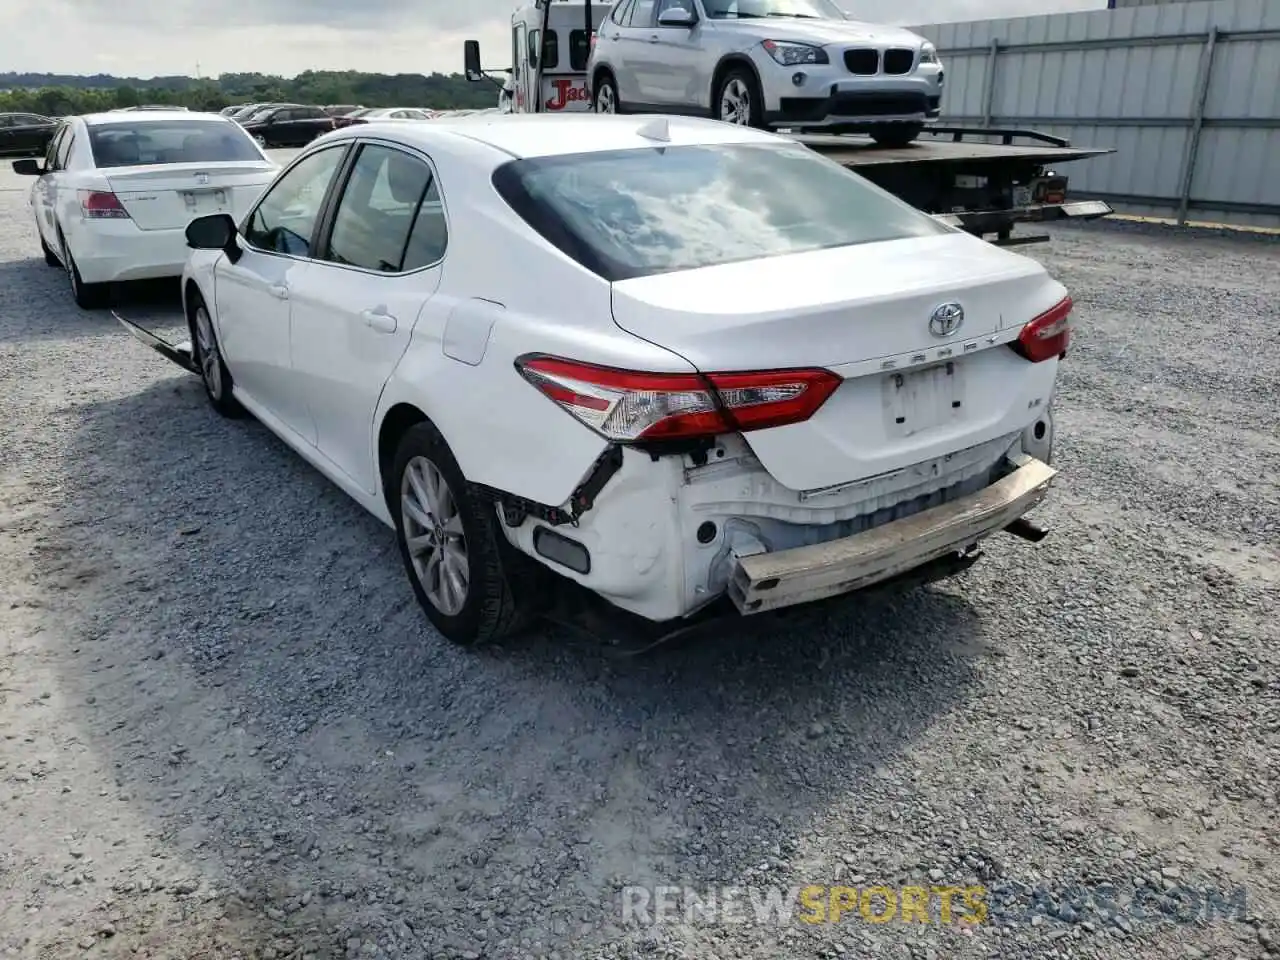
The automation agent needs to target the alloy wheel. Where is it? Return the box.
[400,455,469,616]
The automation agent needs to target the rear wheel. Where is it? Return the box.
[189,291,246,419]
[714,67,764,128]
[391,422,544,647]
[868,123,925,148]
[59,231,109,310]
[593,72,620,114]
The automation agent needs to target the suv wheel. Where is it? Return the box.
[594,73,620,114]
[715,68,763,128]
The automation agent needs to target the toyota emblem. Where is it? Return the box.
[194,173,209,185]
[929,302,964,337]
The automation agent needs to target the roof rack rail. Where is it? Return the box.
[919,125,1072,148]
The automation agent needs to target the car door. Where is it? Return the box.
[14,115,50,155]
[285,141,446,493]
[33,124,72,249]
[212,142,350,442]
[296,107,331,144]
[618,0,657,105]
[0,115,15,155]
[649,0,709,109]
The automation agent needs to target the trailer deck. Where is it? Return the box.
[790,132,1112,170]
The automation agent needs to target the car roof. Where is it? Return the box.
[82,111,234,126]
[356,113,789,160]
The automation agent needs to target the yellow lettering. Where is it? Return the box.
[828,886,858,923]
[933,886,961,924]
[963,886,989,924]
[900,886,930,923]
[860,886,896,923]
[797,885,827,924]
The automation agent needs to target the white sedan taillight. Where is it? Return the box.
[78,190,130,219]
[1012,296,1072,362]
[515,355,841,442]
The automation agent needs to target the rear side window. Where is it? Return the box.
[325,144,443,273]
[88,119,262,168]
[492,143,950,281]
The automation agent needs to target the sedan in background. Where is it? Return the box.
[12,111,278,308]
[239,104,336,147]
[341,107,436,126]
[0,112,57,157]
[122,115,1067,648]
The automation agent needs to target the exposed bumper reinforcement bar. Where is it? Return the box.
[112,310,198,374]
[728,455,1057,614]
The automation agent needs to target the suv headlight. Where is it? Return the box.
[920,42,940,64]
[761,40,829,66]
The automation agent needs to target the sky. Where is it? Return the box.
[1,0,1108,79]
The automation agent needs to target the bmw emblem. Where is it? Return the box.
[929,302,964,337]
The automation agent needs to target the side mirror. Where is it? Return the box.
[657,6,697,26]
[186,213,238,260]
[464,40,482,81]
[12,158,43,175]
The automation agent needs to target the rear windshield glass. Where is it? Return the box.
[491,143,949,281]
[89,119,262,168]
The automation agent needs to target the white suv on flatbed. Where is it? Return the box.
[588,0,943,146]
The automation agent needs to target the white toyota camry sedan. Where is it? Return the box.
[13,111,277,308]
[134,114,1070,647]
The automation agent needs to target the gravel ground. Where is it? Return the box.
[1,159,1278,960]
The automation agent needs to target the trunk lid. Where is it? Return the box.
[610,233,1069,492]
[105,161,277,231]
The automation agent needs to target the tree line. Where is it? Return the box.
[0,70,497,116]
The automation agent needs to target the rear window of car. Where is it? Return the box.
[88,120,262,168]
[491,142,950,281]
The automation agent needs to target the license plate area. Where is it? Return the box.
[181,188,228,214]
[883,361,964,437]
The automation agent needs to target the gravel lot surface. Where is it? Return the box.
[1,155,1278,960]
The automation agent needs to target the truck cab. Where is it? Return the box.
[466,0,611,114]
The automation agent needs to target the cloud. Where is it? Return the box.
[1,0,1105,77]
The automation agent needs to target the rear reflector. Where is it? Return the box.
[78,190,129,219]
[515,355,841,442]
[1011,296,1072,362]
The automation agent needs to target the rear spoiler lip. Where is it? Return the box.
[112,309,199,374]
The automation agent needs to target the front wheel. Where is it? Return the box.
[392,422,545,647]
[190,292,246,419]
[714,67,764,128]
[868,123,925,148]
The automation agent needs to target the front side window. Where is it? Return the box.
[611,0,636,23]
[324,143,442,273]
[44,125,66,168]
[627,0,655,26]
[703,0,845,18]
[493,143,949,281]
[88,119,262,168]
[243,145,347,256]
[55,129,75,169]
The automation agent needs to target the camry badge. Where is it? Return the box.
[929,302,964,337]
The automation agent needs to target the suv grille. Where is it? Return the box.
[883,48,915,74]
[843,49,879,74]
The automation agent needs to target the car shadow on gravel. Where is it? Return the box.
[40,375,991,956]
[0,258,183,345]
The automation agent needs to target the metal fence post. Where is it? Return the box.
[981,39,1001,127]
[1177,26,1219,225]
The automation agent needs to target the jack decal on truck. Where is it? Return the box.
[545,78,591,111]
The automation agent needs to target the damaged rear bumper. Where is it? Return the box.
[728,454,1056,614]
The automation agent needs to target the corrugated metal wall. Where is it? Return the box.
[912,0,1280,228]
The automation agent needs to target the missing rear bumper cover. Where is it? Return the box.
[483,445,624,528]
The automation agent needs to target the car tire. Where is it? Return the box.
[40,233,59,267]
[593,72,621,115]
[58,230,109,310]
[189,290,246,419]
[869,123,925,148]
[391,421,546,647]
[714,66,764,128]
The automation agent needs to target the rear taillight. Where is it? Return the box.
[78,190,129,219]
[589,31,597,49]
[1011,296,1072,363]
[515,355,841,442]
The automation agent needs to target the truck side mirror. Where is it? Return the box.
[464,40,482,81]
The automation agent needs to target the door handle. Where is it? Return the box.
[268,283,289,300]
[361,309,398,333]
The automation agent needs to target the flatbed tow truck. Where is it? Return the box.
[465,0,1115,247]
